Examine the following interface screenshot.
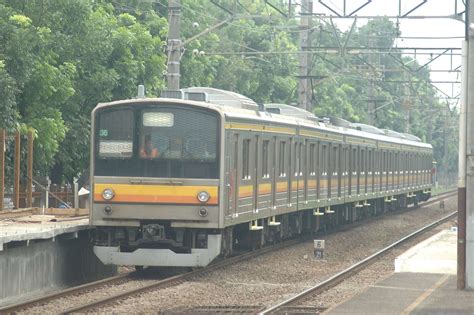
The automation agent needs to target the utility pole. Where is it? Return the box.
[458,39,467,290]
[464,0,474,290]
[402,74,411,133]
[298,0,313,112]
[443,109,448,171]
[166,0,181,90]
[367,35,376,125]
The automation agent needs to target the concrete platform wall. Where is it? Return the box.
[0,231,116,306]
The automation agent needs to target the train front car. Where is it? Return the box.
[91,98,223,268]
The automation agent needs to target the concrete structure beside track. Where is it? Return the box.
[327,229,474,314]
[0,214,116,307]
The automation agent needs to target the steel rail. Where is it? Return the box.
[62,237,305,314]
[0,272,133,313]
[259,210,457,314]
[63,191,455,314]
[0,190,454,314]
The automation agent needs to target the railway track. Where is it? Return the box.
[0,272,135,314]
[259,208,457,313]
[1,190,455,314]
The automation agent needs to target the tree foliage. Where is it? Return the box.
[0,0,457,182]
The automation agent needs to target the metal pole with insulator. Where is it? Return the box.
[465,0,474,290]
[26,130,34,208]
[298,0,313,112]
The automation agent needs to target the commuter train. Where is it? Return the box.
[90,87,433,268]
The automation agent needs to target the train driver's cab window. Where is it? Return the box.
[97,109,134,158]
[140,110,217,161]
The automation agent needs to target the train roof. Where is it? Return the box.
[94,87,432,150]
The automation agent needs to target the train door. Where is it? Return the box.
[366,148,372,193]
[329,144,338,199]
[271,136,277,210]
[356,146,362,195]
[295,141,301,208]
[390,151,394,190]
[350,145,357,196]
[238,137,253,215]
[226,132,239,218]
[336,144,342,198]
[372,148,379,192]
[287,138,293,207]
[381,150,386,191]
[407,152,411,188]
[225,132,239,216]
[257,137,272,213]
[303,140,309,205]
[320,142,328,201]
[360,148,366,194]
[308,142,317,203]
[394,151,400,189]
[339,145,346,197]
[403,152,407,188]
[253,135,259,213]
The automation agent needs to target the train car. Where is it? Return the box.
[91,87,433,268]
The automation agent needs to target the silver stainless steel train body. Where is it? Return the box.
[90,87,433,268]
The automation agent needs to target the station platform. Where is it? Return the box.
[0,210,89,250]
[0,208,116,307]
[326,229,474,315]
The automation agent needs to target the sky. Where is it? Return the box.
[311,0,465,109]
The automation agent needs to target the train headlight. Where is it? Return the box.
[197,191,210,203]
[102,188,115,200]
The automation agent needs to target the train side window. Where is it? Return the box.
[279,141,286,177]
[361,149,365,174]
[294,142,299,176]
[299,142,305,176]
[352,147,357,174]
[321,144,327,176]
[331,145,337,175]
[368,149,373,175]
[242,139,251,180]
[309,143,316,175]
[262,140,270,178]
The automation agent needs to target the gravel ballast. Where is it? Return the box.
[98,194,456,313]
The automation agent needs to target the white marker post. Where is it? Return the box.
[314,240,325,259]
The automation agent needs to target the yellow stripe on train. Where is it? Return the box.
[94,183,219,205]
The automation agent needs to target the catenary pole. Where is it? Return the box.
[298,0,313,112]
[166,0,181,90]
[458,40,467,290]
[465,0,474,289]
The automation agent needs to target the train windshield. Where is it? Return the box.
[94,104,219,179]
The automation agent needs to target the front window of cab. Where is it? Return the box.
[94,104,219,179]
